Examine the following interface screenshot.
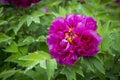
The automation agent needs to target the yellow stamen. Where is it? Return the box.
[67,37,72,43]
[65,28,77,43]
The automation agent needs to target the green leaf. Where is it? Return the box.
[97,20,113,52]
[31,11,44,24]
[0,20,8,26]
[36,35,46,42]
[94,55,103,65]
[85,0,100,7]
[97,20,111,35]
[25,70,42,80]
[18,61,37,67]
[5,53,22,63]
[11,72,32,80]
[19,51,50,61]
[93,61,105,74]
[84,57,105,74]
[0,69,20,80]
[17,36,34,46]
[17,51,50,71]
[0,33,11,43]
[31,16,40,23]
[23,36,35,45]
[35,65,48,80]
[18,45,28,55]
[83,57,95,72]
[0,7,3,17]
[39,60,47,69]
[81,5,93,16]
[0,7,3,14]
[17,60,40,72]
[61,67,76,80]
[111,31,120,52]
[49,0,62,7]
[100,0,112,6]
[4,41,19,53]
[91,57,105,74]
[76,69,84,77]
[52,12,59,17]
[46,59,57,80]
[70,64,84,77]
[26,15,33,27]
[59,7,66,17]
[13,15,27,35]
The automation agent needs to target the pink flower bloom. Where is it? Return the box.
[47,14,102,65]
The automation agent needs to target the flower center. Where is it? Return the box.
[65,28,77,43]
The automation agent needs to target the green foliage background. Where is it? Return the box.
[0,0,120,80]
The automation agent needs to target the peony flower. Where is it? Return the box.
[0,0,11,4]
[12,0,40,8]
[46,14,102,65]
[31,0,40,3]
[12,0,31,8]
[115,0,120,3]
[0,0,40,8]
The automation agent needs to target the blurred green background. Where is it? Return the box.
[0,0,120,80]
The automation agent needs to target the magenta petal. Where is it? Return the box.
[46,34,59,49]
[60,53,78,65]
[31,0,40,3]
[55,48,78,65]
[13,0,31,8]
[72,22,86,34]
[11,0,40,8]
[65,14,75,27]
[60,39,68,48]
[85,17,97,31]
[82,30,102,44]
[65,14,86,28]
[49,17,68,34]
[77,30,102,56]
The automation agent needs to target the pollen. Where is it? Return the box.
[65,28,77,43]
[67,37,72,43]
